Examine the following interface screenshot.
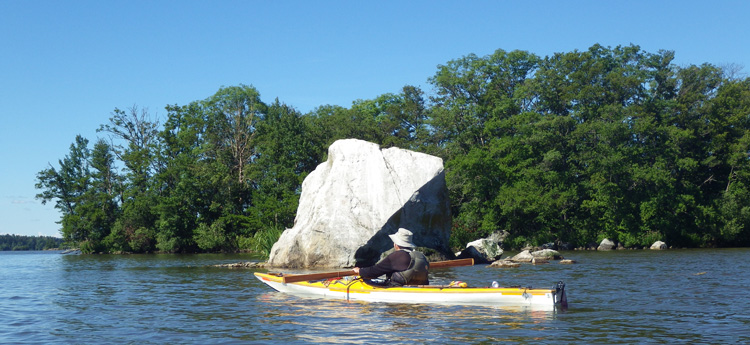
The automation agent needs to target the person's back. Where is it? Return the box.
[390,248,429,286]
[353,228,430,286]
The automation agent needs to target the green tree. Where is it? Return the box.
[247,100,317,231]
[429,49,544,244]
[203,85,265,185]
[36,135,92,245]
[701,78,750,245]
[151,102,209,252]
[98,106,161,252]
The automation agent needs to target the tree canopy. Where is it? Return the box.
[37,45,750,254]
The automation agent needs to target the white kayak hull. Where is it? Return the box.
[255,272,567,309]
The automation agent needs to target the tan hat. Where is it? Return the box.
[389,228,416,248]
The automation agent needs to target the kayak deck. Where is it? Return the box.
[254,272,567,308]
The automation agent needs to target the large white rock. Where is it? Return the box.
[598,238,616,251]
[267,139,452,268]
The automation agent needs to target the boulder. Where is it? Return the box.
[267,139,452,268]
[510,249,565,263]
[650,241,667,250]
[509,250,534,263]
[489,260,520,268]
[597,238,616,251]
[530,249,563,260]
[456,231,507,264]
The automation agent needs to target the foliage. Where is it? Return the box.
[243,226,284,259]
[0,234,65,251]
[432,45,750,248]
[36,45,750,253]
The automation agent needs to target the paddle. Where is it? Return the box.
[280,258,474,283]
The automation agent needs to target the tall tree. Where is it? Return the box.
[248,100,318,230]
[152,102,209,252]
[36,135,92,243]
[203,85,265,186]
[97,105,161,252]
[78,139,120,249]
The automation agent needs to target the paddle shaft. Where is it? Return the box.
[280,258,474,283]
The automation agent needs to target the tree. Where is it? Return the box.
[36,135,91,244]
[369,86,430,151]
[150,102,209,252]
[77,139,120,250]
[429,49,540,154]
[203,85,265,185]
[97,105,161,252]
[248,100,318,230]
[35,136,120,251]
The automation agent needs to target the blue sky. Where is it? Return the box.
[2,0,749,237]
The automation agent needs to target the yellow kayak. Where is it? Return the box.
[254,272,567,308]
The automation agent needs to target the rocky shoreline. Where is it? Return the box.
[214,238,670,269]
[212,261,266,268]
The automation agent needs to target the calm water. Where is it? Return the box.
[1,249,749,344]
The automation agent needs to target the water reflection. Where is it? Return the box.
[253,288,560,344]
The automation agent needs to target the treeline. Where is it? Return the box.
[0,234,64,251]
[36,44,750,254]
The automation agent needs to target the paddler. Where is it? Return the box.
[352,228,430,286]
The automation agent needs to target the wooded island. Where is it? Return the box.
[36,44,750,254]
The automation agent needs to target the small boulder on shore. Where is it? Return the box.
[598,239,616,251]
[509,249,563,263]
[530,249,563,260]
[509,250,534,262]
[650,241,667,250]
[489,260,520,268]
[455,231,507,264]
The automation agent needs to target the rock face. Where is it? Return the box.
[267,139,452,268]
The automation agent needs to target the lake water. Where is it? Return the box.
[1,249,749,344]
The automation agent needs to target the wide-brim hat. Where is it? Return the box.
[389,228,416,248]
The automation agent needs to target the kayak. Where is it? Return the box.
[254,272,567,308]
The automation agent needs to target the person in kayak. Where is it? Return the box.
[352,228,430,286]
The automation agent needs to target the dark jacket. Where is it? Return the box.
[358,249,429,286]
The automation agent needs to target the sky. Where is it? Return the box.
[1,0,749,238]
